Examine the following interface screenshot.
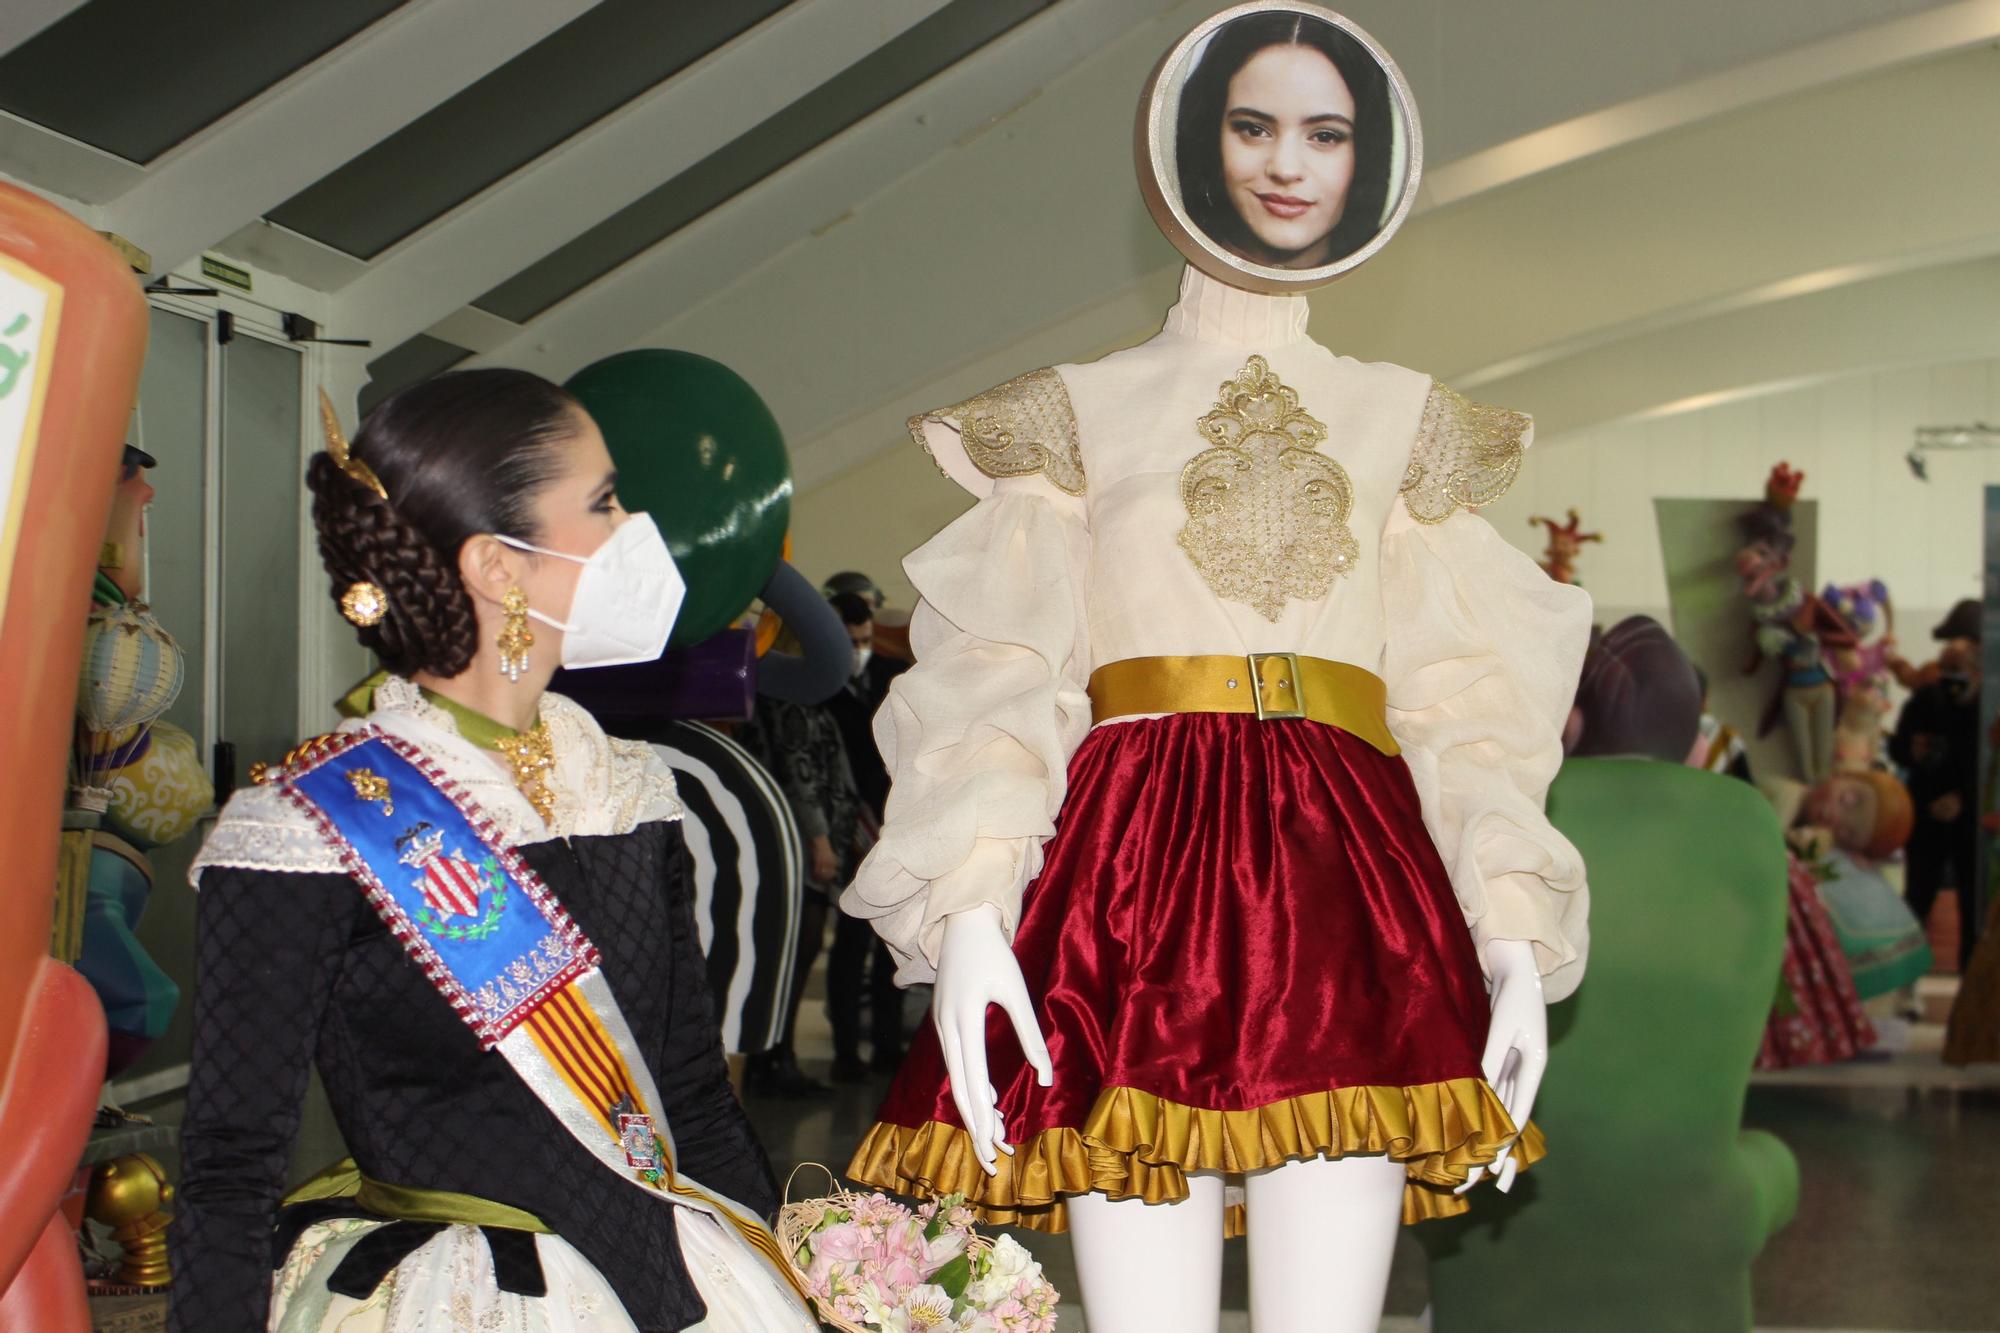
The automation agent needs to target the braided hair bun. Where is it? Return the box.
[308,369,581,677]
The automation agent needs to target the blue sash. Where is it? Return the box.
[269,725,812,1309]
[278,729,595,1048]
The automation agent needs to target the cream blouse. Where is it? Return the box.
[842,267,1593,1002]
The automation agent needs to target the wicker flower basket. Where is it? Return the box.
[776,1166,1005,1333]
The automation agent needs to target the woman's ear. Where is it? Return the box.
[1561,705,1585,756]
[458,534,520,611]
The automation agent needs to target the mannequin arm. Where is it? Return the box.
[933,904,1052,1174]
[1454,937,1546,1196]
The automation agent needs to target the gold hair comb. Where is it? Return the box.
[318,389,389,502]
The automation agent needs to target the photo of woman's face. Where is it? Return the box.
[1148,5,1416,289]
[1219,43,1356,268]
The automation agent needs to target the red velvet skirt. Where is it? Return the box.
[847,711,1540,1233]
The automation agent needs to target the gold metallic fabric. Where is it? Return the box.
[847,1077,1543,1237]
[1086,653,1399,755]
[909,366,1086,496]
[285,1157,552,1234]
[1400,383,1529,524]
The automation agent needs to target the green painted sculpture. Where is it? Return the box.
[565,349,792,649]
[1422,757,1798,1332]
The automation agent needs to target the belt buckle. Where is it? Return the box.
[1248,652,1306,722]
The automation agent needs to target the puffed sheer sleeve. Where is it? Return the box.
[1381,384,1593,1002]
[842,368,1094,983]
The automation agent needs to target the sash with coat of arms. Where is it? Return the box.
[271,727,807,1306]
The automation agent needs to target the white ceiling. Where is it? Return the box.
[2,0,1993,509]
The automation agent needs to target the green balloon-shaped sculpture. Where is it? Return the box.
[566,349,792,649]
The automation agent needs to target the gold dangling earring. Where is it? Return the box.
[498,587,534,682]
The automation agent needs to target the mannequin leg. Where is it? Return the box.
[1244,1155,1405,1333]
[1068,1174,1226,1333]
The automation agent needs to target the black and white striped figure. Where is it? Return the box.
[642,719,803,1057]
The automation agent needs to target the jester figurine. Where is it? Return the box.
[1529,508,1601,586]
[1736,464,1856,783]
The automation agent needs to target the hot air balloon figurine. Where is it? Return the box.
[70,600,184,814]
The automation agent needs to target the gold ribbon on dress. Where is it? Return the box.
[285,1157,552,1233]
[848,1077,1541,1238]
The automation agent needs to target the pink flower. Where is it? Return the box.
[987,1298,1037,1331]
[853,1194,908,1227]
[811,1219,867,1264]
[924,1226,969,1270]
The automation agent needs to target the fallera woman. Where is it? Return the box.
[168,369,817,1333]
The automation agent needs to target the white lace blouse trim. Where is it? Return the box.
[190,677,680,887]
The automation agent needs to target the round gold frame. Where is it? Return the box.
[1134,1,1424,294]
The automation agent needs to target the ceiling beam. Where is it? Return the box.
[1423,0,2000,208]
[106,0,602,280]
[471,0,1176,384]
[0,0,84,59]
[334,0,956,357]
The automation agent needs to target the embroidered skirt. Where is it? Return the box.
[847,710,1541,1234]
[269,1209,814,1333]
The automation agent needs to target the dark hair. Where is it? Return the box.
[1175,12,1394,267]
[1570,616,1703,763]
[308,368,583,677]
[828,591,875,627]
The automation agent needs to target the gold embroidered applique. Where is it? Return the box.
[1400,383,1529,524]
[1176,355,1358,622]
[908,367,1085,496]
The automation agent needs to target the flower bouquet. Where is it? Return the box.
[777,1171,1060,1332]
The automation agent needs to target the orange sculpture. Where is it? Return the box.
[0,182,147,1327]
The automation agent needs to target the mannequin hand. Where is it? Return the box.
[1455,938,1546,1197]
[934,904,1053,1176]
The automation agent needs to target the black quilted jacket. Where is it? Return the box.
[167,819,778,1332]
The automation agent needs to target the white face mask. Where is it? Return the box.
[494,513,684,669]
[852,645,873,678]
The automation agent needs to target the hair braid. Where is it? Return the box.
[307,453,479,676]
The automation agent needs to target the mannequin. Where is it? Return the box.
[842,8,1589,1330]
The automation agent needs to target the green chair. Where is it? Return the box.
[1421,758,1798,1333]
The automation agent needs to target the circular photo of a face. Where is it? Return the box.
[1137,2,1422,292]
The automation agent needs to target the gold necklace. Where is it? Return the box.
[417,686,558,825]
[493,722,557,825]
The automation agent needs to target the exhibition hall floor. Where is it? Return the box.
[748,978,2000,1332]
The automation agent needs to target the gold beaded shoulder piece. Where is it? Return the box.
[908,366,1086,496]
[1399,382,1530,525]
[1176,354,1359,622]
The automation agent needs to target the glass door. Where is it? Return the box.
[214,330,304,792]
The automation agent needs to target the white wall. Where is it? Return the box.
[1485,357,2000,640]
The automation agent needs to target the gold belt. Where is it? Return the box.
[1086,653,1400,756]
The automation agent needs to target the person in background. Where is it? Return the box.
[823,590,908,1080]
[1890,598,1982,972]
[738,625,865,1097]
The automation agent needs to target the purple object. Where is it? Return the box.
[553,627,756,725]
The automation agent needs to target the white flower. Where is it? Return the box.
[985,1235,1033,1285]
[878,1284,958,1332]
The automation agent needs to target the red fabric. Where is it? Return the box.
[875,712,1493,1138]
[1757,852,1877,1069]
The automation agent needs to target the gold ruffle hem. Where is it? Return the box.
[846,1078,1545,1236]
